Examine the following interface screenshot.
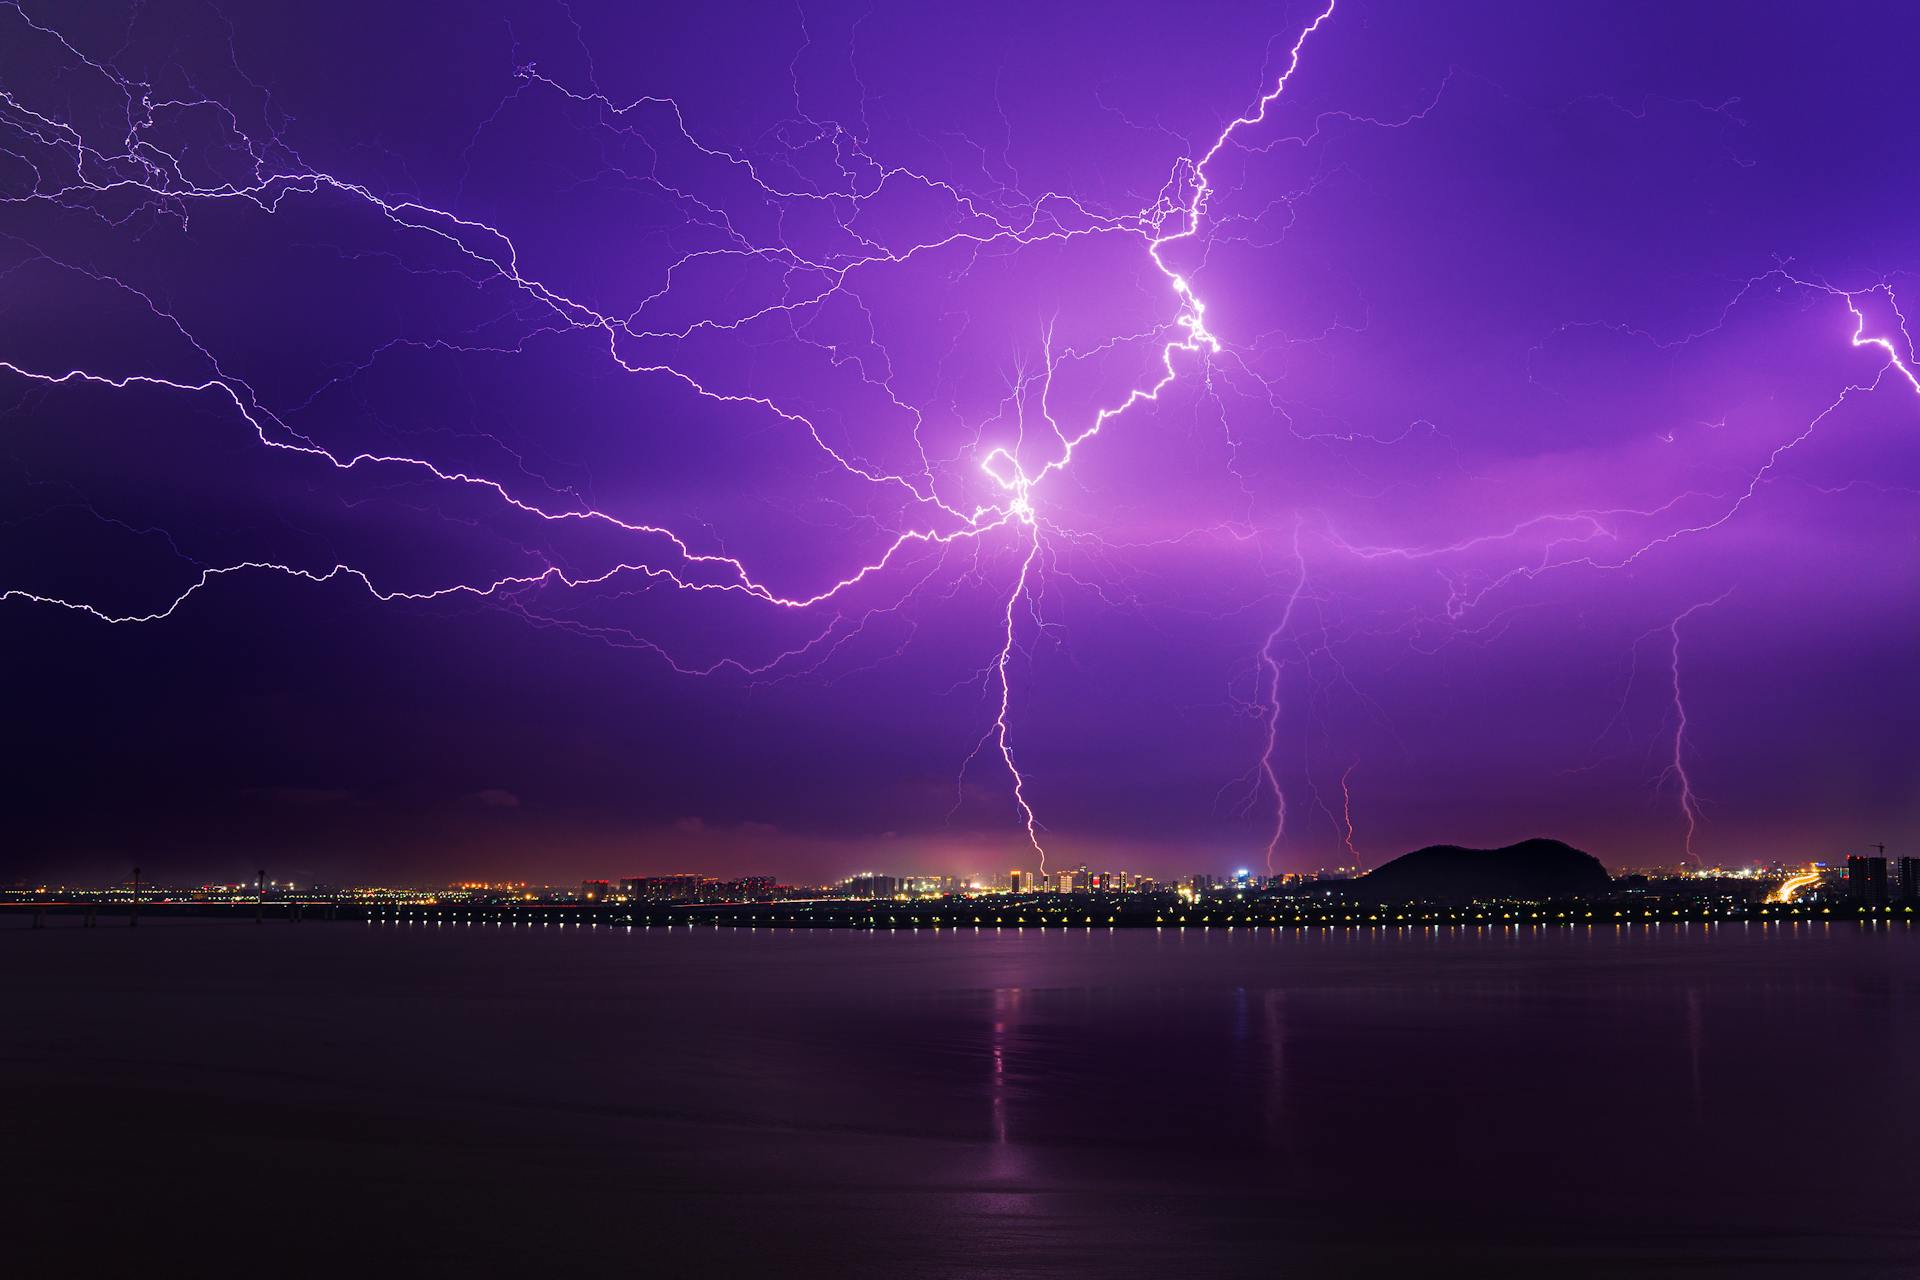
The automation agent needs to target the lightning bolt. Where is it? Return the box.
[962,1,1339,863]
[4,0,1910,876]
[1339,762,1360,866]
[1253,518,1314,874]
[0,0,1347,862]
[1655,590,1733,866]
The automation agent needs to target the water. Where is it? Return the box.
[5,920,1917,1276]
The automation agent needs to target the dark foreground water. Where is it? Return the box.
[4,920,1917,1277]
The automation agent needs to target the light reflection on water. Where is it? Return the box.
[5,920,1918,1275]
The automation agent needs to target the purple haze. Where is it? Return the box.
[2,0,1915,885]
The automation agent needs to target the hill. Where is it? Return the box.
[1350,838,1611,903]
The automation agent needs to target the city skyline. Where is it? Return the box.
[11,845,1901,922]
[6,0,1919,888]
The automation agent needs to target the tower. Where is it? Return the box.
[1847,855,1889,908]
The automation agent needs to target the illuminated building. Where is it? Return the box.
[843,874,901,899]
[901,874,953,896]
[1899,858,1920,904]
[1846,855,1889,907]
[622,874,706,901]
[580,880,610,903]
[713,876,776,900]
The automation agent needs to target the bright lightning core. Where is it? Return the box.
[0,0,1343,872]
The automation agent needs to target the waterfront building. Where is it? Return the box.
[1846,855,1890,908]
[1898,857,1920,904]
[843,874,901,900]
[622,874,706,901]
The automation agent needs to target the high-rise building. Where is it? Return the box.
[843,874,901,900]
[1898,857,1920,904]
[622,874,706,901]
[1056,870,1076,894]
[901,874,953,896]
[1008,869,1024,893]
[1847,856,1889,907]
[580,879,610,903]
[713,876,776,900]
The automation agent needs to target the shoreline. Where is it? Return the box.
[7,898,1914,932]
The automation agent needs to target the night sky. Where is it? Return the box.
[3,0,1915,886]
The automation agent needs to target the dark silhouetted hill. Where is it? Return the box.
[1351,838,1610,902]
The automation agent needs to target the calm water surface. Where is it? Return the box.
[5,920,1917,1276]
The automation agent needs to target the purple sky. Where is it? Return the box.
[3,0,1916,886]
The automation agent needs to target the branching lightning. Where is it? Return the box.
[0,0,1347,862]
[2,0,1914,870]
